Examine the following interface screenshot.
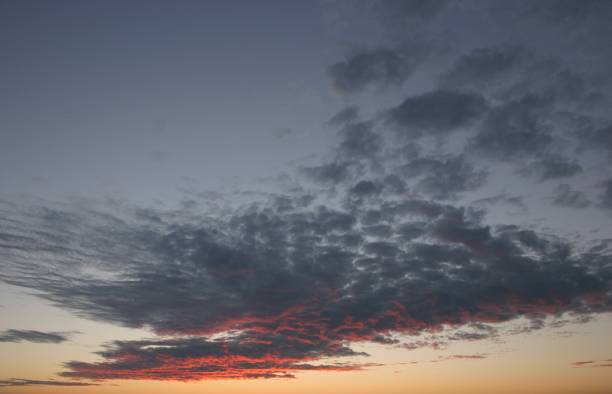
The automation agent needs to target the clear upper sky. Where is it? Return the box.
[1,1,612,393]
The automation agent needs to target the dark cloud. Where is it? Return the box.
[472,194,527,211]
[441,45,601,105]
[319,0,612,219]
[399,155,487,199]
[0,329,71,344]
[382,174,408,195]
[299,161,352,185]
[378,0,450,20]
[326,106,360,127]
[1,192,610,380]
[551,184,591,209]
[327,48,415,94]
[273,127,296,139]
[528,0,612,29]
[470,95,554,160]
[548,69,596,104]
[299,123,380,186]
[374,0,450,33]
[0,379,97,387]
[337,121,382,159]
[581,125,612,157]
[518,154,582,181]
[598,178,612,211]
[349,180,383,199]
[441,45,528,91]
[385,90,488,139]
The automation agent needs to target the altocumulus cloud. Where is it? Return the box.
[2,0,612,383]
[1,189,611,380]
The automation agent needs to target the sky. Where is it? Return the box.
[1,1,612,393]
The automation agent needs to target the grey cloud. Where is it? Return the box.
[326,106,360,127]
[3,197,609,335]
[472,194,527,211]
[349,180,383,199]
[362,225,393,239]
[0,329,71,344]
[299,161,353,185]
[327,48,415,94]
[528,0,612,29]
[376,0,450,30]
[548,70,595,104]
[580,124,612,156]
[299,122,380,186]
[0,379,98,387]
[382,174,408,195]
[442,45,599,105]
[598,178,612,211]
[400,339,447,351]
[504,196,527,211]
[441,45,528,91]
[337,121,382,159]
[386,90,488,139]
[397,222,426,240]
[470,94,554,160]
[399,155,487,199]
[445,326,498,343]
[380,0,449,20]
[1,194,610,380]
[273,127,295,139]
[550,184,590,209]
[518,154,582,181]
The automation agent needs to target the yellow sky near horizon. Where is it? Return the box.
[1,283,611,394]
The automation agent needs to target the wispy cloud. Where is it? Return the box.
[0,329,72,344]
[571,358,612,368]
[0,378,98,387]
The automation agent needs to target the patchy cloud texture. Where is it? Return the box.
[1,0,612,386]
[1,187,611,380]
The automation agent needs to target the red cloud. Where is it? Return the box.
[60,334,379,381]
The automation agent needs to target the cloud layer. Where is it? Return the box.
[2,0,612,384]
[0,329,71,344]
[1,189,611,380]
